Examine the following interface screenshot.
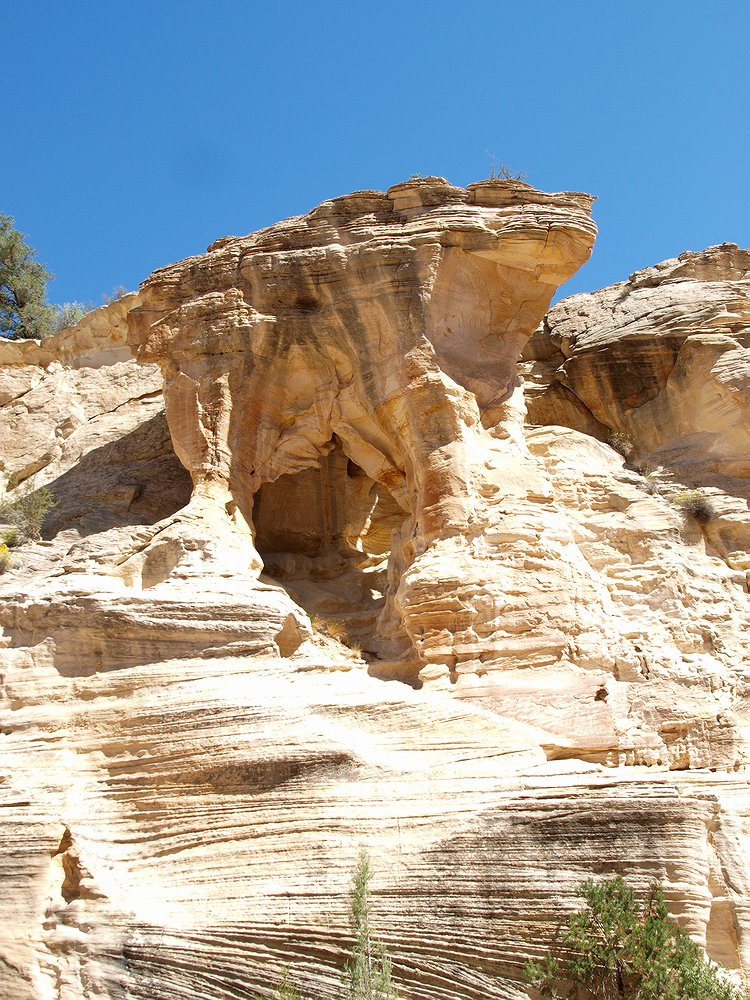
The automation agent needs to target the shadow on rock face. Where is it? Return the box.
[42,411,193,539]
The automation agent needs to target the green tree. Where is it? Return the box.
[0,216,95,339]
[0,214,56,339]
[343,849,398,1000]
[526,875,746,999]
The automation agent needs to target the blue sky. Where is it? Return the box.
[4,1,748,307]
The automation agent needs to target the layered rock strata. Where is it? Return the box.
[0,184,748,1000]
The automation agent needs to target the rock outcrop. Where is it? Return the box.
[127,176,597,684]
[523,242,750,579]
[525,243,750,476]
[1,182,748,1000]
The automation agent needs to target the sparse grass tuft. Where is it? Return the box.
[631,457,657,478]
[310,615,347,642]
[309,614,365,653]
[630,457,661,494]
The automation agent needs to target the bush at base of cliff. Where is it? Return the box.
[607,431,634,458]
[525,875,746,999]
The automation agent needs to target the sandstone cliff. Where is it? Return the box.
[0,180,747,1000]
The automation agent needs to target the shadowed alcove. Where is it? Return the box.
[252,438,410,665]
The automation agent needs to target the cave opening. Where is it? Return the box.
[252,438,408,662]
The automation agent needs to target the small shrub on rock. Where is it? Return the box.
[607,431,635,458]
[0,542,10,574]
[311,615,348,643]
[1,526,19,548]
[343,849,398,1000]
[250,852,396,1000]
[52,301,94,331]
[252,970,302,1000]
[486,153,527,181]
[0,485,57,541]
[102,284,129,304]
[673,490,716,525]
[525,875,745,999]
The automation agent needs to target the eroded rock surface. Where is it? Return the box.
[1,184,749,1000]
[128,177,597,683]
[525,243,750,477]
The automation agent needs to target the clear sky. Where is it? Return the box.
[4,0,749,307]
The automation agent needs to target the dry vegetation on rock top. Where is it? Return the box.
[0,178,748,999]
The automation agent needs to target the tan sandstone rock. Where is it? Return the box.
[0,184,748,1000]
[126,177,597,684]
[525,243,750,477]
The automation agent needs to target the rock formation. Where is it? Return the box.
[525,243,750,475]
[0,180,748,1000]
[127,176,597,684]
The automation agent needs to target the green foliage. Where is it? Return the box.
[0,542,10,574]
[0,213,55,339]
[343,849,398,1000]
[0,485,57,541]
[0,215,96,339]
[525,875,745,999]
[672,490,716,525]
[249,852,397,1000]
[1,525,20,548]
[52,301,94,331]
